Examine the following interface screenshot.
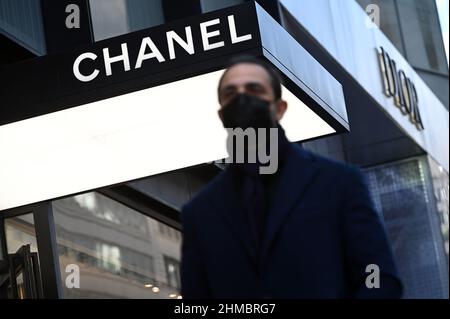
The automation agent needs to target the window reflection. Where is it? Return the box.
[53,192,181,299]
[96,243,121,273]
[4,214,38,254]
[164,256,181,290]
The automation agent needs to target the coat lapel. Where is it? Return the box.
[260,145,321,267]
[208,168,259,269]
[208,145,321,271]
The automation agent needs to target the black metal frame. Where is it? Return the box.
[33,203,63,298]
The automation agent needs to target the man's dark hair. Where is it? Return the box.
[218,55,283,101]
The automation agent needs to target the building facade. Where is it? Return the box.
[0,0,448,299]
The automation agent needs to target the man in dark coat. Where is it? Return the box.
[180,57,402,299]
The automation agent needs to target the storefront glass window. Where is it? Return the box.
[200,0,245,13]
[365,157,449,298]
[396,0,448,74]
[0,0,47,55]
[356,0,405,56]
[52,192,182,299]
[427,156,449,259]
[357,0,448,75]
[89,0,165,41]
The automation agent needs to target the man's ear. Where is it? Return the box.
[218,109,224,122]
[276,100,288,122]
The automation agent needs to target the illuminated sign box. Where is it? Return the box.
[0,2,347,211]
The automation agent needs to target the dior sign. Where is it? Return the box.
[377,47,424,130]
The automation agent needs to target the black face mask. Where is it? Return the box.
[220,94,277,129]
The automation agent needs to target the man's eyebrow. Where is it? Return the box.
[245,81,265,88]
[221,84,236,90]
[220,81,265,91]
[219,84,237,95]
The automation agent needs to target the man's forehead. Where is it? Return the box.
[220,63,271,88]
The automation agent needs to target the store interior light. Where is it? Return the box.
[152,287,160,293]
